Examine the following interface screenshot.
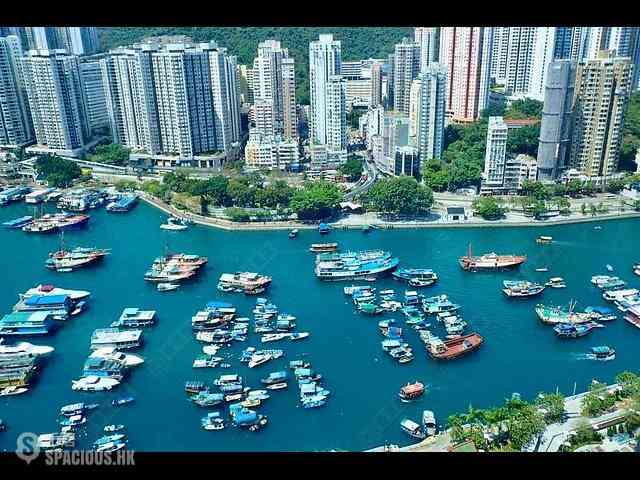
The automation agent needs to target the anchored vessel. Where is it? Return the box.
[144,252,207,282]
[309,243,338,253]
[217,272,272,294]
[459,244,526,271]
[392,268,438,287]
[315,250,399,281]
[106,195,138,213]
[503,280,545,298]
[90,328,143,350]
[426,333,484,360]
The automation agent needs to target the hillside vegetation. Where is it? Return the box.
[99,27,413,104]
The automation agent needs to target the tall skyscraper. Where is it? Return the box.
[481,116,508,193]
[22,49,90,155]
[414,27,439,71]
[490,27,537,96]
[24,27,100,55]
[417,63,447,161]
[392,38,420,115]
[569,51,633,178]
[79,60,108,133]
[370,61,382,107]
[537,60,576,180]
[529,27,560,101]
[439,27,492,122]
[101,41,241,161]
[308,34,346,164]
[0,35,34,148]
[252,40,297,140]
[408,79,421,140]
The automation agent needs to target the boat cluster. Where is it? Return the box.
[144,252,207,287]
[292,359,330,408]
[0,340,54,397]
[217,272,272,295]
[0,285,90,340]
[21,212,90,234]
[253,298,309,342]
[503,280,546,298]
[315,250,400,281]
[72,307,152,392]
[392,268,439,288]
[36,402,130,453]
[192,301,247,345]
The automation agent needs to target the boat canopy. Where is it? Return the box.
[591,346,612,354]
[207,301,234,310]
[585,306,614,314]
[24,294,69,306]
[268,371,287,380]
[234,409,258,425]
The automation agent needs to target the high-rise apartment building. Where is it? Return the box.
[25,27,100,55]
[417,63,447,161]
[251,40,297,140]
[392,38,420,115]
[537,59,576,180]
[481,116,508,193]
[370,61,383,107]
[408,79,421,140]
[101,41,241,163]
[0,35,34,148]
[22,49,90,156]
[569,51,633,178]
[490,27,537,96]
[414,27,439,71]
[79,60,108,133]
[308,34,347,166]
[439,27,492,122]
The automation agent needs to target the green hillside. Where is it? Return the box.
[98,27,413,104]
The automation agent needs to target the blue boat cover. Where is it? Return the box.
[207,301,234,309]
[24,294,69,306]
[234,409,258,425]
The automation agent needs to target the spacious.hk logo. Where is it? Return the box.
[16,432,40,464]
[15,431,136,466]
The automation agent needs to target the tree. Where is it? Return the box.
[115,180,137,192]
[338,156,363,182]
[634,200,640,211]
[582,381,615,417]
[226,178,255,207]
[505,98,544,119]
[566,179,583,197]
[535,392,566,424]
[590,204,598,216]
[289,180,343,220]
[366,176,434,215]
[616,371,640,399]
[530,200,549,219]
[505,404,546,450]
[581,203,587,215]
[225,207,250,222]
[199,176,230,206]
[606,178,626,193]
[472,197,508,220]
[35,154,82,188]
[521,180,550,200]
[553,196,571,214]
[507,125,540,157]
[447,414,466,445]
[90,143,130,166]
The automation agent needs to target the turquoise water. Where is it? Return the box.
[0,201,639,452]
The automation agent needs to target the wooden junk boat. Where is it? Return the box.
[459,244,526,272]
[426,333,484,360]
[398,381,425,401]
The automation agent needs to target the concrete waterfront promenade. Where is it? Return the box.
[139,191,640,232]
[366,384,629,453]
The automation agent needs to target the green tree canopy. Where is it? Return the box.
[472,197,508,220]
[35,154,82,188]
[507,125,540,157]
[289,180,343,220]
[338,155,364,182]
[90,143,130,166]
[505,98,544,119]
[366,176,434,215]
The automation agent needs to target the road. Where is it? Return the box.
[344,151,377,201]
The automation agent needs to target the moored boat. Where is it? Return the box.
[536,236,553,244]
[553,322,601,338]
[545,277,566,288]
[398,381,425,401]
[503,280,545,298]
[422,410,437,436]
[400,418,425,439]
[309,243,338,253]
[459,244,526,271]
[426,333,484,360]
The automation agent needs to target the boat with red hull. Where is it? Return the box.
[426,333,484,360]
[459,244,526,272]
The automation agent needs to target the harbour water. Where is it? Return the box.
[0,201,639,452]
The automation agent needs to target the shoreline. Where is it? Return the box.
[139,193,640,232]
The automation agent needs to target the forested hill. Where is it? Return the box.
[98,27,413,104]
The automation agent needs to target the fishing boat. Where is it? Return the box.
[586,346,616,361]
[82,357,127,380]
[217,272,272,294]
[398,381,425,401]
[583,306,617,322]
[536,236,553,244]
[309,243,338,253]
[288,229,298,239]
[426,333,484,360]
[302,394,327,408]
[593,276,626,291]
[315,250,399,281]
[192,391,224,407]
[2,216,33,229]
[261,370,288,385]
[157,282,180,292]
[242,398,261,408]
[392,268,438,285]
[545,277,567,288]
[625,305,640,329]
[104,424,125,433]
[71,376,120,392]
[25,189,55,205]
[318,223,331,235]
[422,410,437,436]
[458,244,526,271]
[400,418,426,439]
[553,322,601,338]
[0,386,28,396]
[201,412,225,431]
[266,382,287,390]
[502,280,545,298]
[192,354,221,368]
[160,217,188,231]
[111,308,156,328]
[535,303,593,325]
[358,303,382,315]
[290,332,310,341]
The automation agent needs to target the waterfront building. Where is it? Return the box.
[0,35,34,148]
[414,27,439,71]
[392,38,420,115]
[503,154,538,192]
[252,40,297,140]
[308,34,347,168]
[101,41,241,167]
[417,63,447,161]
[244,131,299,170]
[394,146,420,178]
[22,49,90,157]
[537,59,576,181]
[568,51,633,178]
[439,27,492,123]
[79,60,108,134]
[480,116,508,194]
